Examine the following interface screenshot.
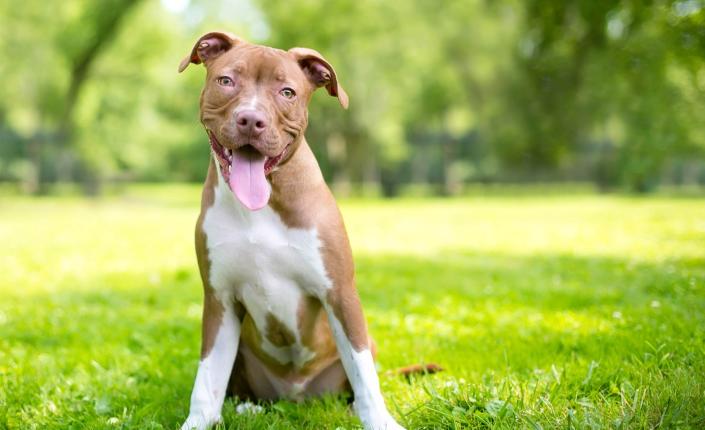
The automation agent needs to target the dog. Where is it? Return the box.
[178,31,405,430]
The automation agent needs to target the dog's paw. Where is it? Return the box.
[180,412,221,430]
[235,401,264,415]
[354,398,406,430]
[358,412,406,430]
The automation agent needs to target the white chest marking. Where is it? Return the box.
[202,160,332,365]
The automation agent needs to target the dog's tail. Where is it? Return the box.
[386,363,444,380]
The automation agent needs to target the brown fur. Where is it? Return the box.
[264,313,297,347]
[186,33,388,403]
[269,142,370,352]
[195,159,223,359]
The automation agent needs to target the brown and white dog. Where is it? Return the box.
[178,31,404,430]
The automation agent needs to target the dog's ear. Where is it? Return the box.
[179,32,239,73]
[289,47,349,109]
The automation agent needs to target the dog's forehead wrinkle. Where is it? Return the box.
[209,43,298,79]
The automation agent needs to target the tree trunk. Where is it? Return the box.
[36,0,141,194]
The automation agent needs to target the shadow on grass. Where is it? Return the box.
[1,252,703,428]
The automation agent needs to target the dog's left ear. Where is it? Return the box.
[289,48,349,109]
[179,31,239,73]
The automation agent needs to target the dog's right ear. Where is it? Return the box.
[178,32,239,73]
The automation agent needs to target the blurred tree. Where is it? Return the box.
[494,0,705,191]
[0,0,141,193]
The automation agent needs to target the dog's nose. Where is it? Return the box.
[236,110,267,137]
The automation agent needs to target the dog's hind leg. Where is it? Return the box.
[225,345,255,401]
[303,359,351,397]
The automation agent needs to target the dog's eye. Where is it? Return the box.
[280,88,296,99]
[217,76,234,87]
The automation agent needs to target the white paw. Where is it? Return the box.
[180,412,221,430]
[357,411,406,430]
[235,401,264,415]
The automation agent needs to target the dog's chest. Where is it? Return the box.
[202,180,331,358]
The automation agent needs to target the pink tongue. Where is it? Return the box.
[229,149,270,210]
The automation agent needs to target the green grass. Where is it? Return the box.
[1,186,704,429]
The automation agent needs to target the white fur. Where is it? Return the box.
[234,95,259,114]
[235,402,264,415]
[182,157,403,429]
[326,304,404,430]
[201,160,331,396]
[181,304,240,430]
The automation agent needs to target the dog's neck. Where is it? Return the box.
[267,138,330,229]
[271,138,324,190]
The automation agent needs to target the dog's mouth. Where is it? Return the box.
[208,131,289,211]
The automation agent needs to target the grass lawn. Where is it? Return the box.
[1,185,704,429]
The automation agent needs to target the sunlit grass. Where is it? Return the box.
[1,186,704,429]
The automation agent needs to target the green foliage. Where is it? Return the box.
[505,0,705,191]
[1,186,704,428]
[1,1,705,193]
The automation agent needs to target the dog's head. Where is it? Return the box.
[179,31,348,210]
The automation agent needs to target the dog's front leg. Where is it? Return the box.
[324,288,405,430]
[182,293,240,430]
